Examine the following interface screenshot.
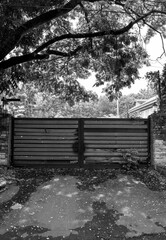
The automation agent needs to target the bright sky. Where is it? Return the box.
[78,34,166,96]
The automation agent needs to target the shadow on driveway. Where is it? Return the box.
[0,168,166,240]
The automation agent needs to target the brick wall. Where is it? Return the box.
[0,111,10,165]
[151,112,166,167]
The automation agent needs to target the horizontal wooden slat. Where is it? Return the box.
[14,161,78,166]
[14,136,77,140]
[84,132,148,136]
[13,156,78,160]
[14,119,78,125]
[14,140,147,145]
[14,152,77,156]
[14,144,74,148]
[85,141,147,145]
[85,152,122,156]
[14,128,77,133]
[14,147,76,152]
[14,124,78,129]
[85,158,124,162]
[85,120,147,125]
[84,125,147,129]
[15,133,77,137]
[85,147,148,151]
[84,136,148,140]
[14,140,76,144]
[14,131,147,137]
[84,157,147,162]
[84,142,147,147]
[85,151,148,156]
[84,152,147,157]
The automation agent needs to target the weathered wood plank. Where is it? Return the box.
[14,147,75,152]
[15,140,147,145]
[13,156,78,160]
[14,143,74,148]
[84,132,148,136]
[84,152,148,156]
[84,142,147,147]
[84,136,148,140]
[14,124,77,131]
[85,147,148,152]
[84,157,147,162]
[14,140,76,144]
[13,161,77,166]
[84,125,147,129]
[15,119,78,125]
[14,131,77,135]
[14,136,77,140]
[15,132,77,136]
[14,124,78,129]
[13,161,71,165]
[85,157,124,162]
[85,120,147,125]
[14,152,77,156]
[85,140,147,144]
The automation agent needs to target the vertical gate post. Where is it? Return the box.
[148,116,154,167]
[8,116,14,166]
[78,119,84,167]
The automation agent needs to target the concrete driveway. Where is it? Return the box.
[0,168,166,239]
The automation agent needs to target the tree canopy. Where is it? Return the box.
[1,0,166,96]
[6,81,156,118]
[145,63,166,112]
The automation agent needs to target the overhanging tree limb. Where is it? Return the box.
[0,10,157,70]
[0,0,80,61]
[1,1,166,70]
[0,46,83,69]
[125,6,166,57]
[0,53,49,69]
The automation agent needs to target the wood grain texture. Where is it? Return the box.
[14,119,78,124]
[13,156,78,160]
[84,132,148,136]
[12,117,150,166]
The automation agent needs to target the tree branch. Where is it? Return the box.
[34,17,145,54]
[125,6,166,58]
[0,0,80,61]
[0,53,49,69]
[0,45,83,69]
[1,7,165,70]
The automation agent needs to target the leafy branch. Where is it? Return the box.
[0,9,158,69]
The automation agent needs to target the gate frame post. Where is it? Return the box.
[78,119,84,167]
[147,116,154,167]
[8,115,14,167]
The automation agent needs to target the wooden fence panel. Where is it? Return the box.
[13,118,79,166]
[12,118,150,167]
[84,118,149,165]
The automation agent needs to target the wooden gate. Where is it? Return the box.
[10,118,152,167]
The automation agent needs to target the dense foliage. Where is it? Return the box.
[0,0,166,99]
[6,82,155,118]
